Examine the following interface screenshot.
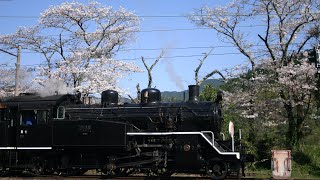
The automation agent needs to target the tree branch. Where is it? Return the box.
[141,50,164,88]
[199,70,225,85]
[195,48,213,85]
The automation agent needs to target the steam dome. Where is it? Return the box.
[101,90,118,107]
[141,88,161,105]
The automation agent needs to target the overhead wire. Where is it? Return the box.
[0,11,319,19]
[0,12,310,37]
[2,47,312,68]
[0,52,254,68]
[0,13,316,67]
[15,42,313,54]
[0,25,268,38]
[0,23,311,38]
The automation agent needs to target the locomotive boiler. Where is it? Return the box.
[0,85,252,179]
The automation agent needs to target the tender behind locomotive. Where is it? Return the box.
[0,85,252,179]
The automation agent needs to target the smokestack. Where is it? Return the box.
[188,85,199,102]
[215,90,223,103]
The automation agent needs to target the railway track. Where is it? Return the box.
[0,174,318,180]
[0,175,205,179]
[0,171,317,180]
[0,176,259,180]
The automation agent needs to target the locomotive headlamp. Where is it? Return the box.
[0,103,6,109]
[183,144,191,152]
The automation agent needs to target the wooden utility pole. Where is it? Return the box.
[0,45,21,96]
[15,46,21,96]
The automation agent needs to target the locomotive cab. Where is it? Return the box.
[0,94,78,149]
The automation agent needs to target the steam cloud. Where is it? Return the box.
[39,78,74,97]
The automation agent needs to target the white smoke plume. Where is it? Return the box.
[161,45,184,91]
[38,78,74,97]
[164,60,184,90]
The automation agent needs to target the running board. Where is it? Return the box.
[0,147,52,150]
[126,131,240,159]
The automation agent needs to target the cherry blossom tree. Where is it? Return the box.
[189,0,320,148]
[0,1,142,94]
[0,64,35,98]
[0,26,56,85]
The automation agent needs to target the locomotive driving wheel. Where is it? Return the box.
[0,166,8,177]
[29,157,54,175]
[0,160,7,177]
[206,158,227,180]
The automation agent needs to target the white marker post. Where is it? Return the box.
[229,121,234,152]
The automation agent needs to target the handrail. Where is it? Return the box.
[220,132,225,140]
[127,131,240,159]
[68,106,211,117]
[201,131,215,145]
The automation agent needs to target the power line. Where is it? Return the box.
[121,52,242,60]
[1,52,247,67]
[19,45,229,54]
[0,12,319,19]
[3,48,310,68]
[17,42,313,54]
[5,26,263,37]
[1,24,310,38]
[137,25,266,32]
[0,15,38,19]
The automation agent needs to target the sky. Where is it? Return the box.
[0,0,247,96]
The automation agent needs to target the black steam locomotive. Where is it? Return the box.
[0,85,252,179]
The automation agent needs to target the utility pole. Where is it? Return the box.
[0,45,21,96]
[15,46,21,96]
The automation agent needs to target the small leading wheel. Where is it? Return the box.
[114,168,134,176]
[150,167,173,177]
[206,158,228,180]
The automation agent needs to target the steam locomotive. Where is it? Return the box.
[0,85,252,179]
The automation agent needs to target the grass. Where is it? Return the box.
[245,126,320,179]
[245,159,320,179]
[245,169,271,178]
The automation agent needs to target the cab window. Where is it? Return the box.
[20,110,50,126]
[0,104,4,122]
[20,110,36,126]
[54,106,65,119]
[37,110,50,124]
[0,109,4,122]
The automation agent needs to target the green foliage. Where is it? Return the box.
[294,126,320,177]
[246,125,320,178]
[161,96,182,102]
[199,84,218,101]
[219,78,241,92]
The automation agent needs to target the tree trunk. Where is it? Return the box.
[285,103,296,149]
